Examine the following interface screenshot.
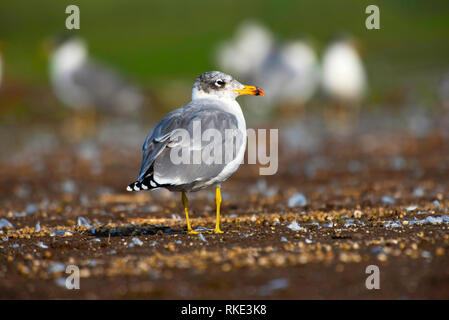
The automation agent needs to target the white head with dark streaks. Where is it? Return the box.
[192,71,264,101]
[50,35,87,73]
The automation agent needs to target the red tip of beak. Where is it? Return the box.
[256,88,264,96]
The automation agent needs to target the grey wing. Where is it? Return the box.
[137,108,185,181]
[72,60,144,113]
[137,101,243,187]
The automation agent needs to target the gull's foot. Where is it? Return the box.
[186,229,199,235]
[213,228,224,234]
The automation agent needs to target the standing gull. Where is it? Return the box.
[48,35,144,114]
[321,36,367,133]
[251,39,319,116]
[127,71,264,234]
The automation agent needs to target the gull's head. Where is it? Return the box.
[192,71,264,101]
[48,35,88,72]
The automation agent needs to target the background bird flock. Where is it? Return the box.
[0,21,368,124]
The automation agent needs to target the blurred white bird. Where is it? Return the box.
[216,21,274,81]
[438,71,449,110]
[251,39,319,116]
[321,36,367,130]
[49,35,145,114]
[321,36,367,104]
[217,22,319,118]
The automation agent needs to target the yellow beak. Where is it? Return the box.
[234,85,264,96]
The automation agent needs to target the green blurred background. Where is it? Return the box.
[0,0,448,116]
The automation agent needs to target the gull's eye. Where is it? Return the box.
[215,79,225,87]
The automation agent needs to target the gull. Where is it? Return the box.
[321,36,367,132]
[48,35,145,114]
[217,22,318,117]
[216,21,274,81]
[250,39,319,116]
[127,71,264,234]
[321,36,367,105]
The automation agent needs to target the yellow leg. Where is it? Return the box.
[182,192,198,234]
[214,187,224,234]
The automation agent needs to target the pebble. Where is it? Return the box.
[198,233,207,242]
[381,196,395,205]
[288,193,307,207]
[377,253,388,262]
[371,246,386,255]
[37,241,48,249]
[131,237,144,247]
[344,220,357,227]
[322,221,334,228]
[25,204,38,215]
[13,212,26,218]
[48,262,66,274]
[259,278,289,296]
[50,230,73,237]
[413,187,425,197]
[287,220,305,232]
[384,220,402,228]
[62,180,77,194]
[425,216,443,224]
[77,217,91,228]
[55,277,67,288]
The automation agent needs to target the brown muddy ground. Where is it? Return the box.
[1,111,449,299]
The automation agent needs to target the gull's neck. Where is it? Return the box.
[192,94,246,129]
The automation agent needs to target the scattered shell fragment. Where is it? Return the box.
[287,220,305,232]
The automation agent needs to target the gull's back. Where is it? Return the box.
[136,99,244,192]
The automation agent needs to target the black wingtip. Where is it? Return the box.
[127,180,153,192]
